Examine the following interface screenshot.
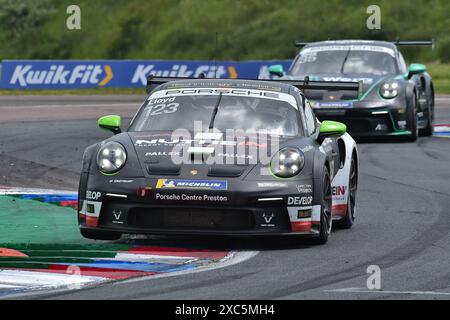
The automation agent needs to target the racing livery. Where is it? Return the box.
[269,40,435,140]
[78,78,359,244]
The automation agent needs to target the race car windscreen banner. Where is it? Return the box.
[0,60,291,89]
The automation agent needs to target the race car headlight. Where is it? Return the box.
[270,147,304,178]
[96,141,127,174]
[380,81,399,99]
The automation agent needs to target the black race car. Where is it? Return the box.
[269,40,435,141]
[78,77,359,244]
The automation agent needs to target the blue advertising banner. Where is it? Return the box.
[0,60,292,90]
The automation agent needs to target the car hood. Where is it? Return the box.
[126,131,311,179]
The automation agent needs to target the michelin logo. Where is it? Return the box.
[9,64,113,87]
[156,179,228,190]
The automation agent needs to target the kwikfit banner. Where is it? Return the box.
[0,60,291,90]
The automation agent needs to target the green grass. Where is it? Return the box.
[1,0,449,62]
[428,63,450,94]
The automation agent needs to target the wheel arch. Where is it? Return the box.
[352,147,359,188]
[312,149,330,206]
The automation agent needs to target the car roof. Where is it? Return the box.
[155,79,295,95]
[303,40,398,51]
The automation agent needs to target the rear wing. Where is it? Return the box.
[393,39,435,49]
[146,76,188,93]
[295,39,435,49]
[146,75,360,100]
[279,79,361,100]
[273,79,360,93]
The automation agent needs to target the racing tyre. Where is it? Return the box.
[406,91,419,142]
[80,229,122,241]
[311,166,332,245]
[420,94,434,137]
[335,157,357,229]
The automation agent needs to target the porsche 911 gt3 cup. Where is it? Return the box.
[78,77,359,244]
[269,40,435,141]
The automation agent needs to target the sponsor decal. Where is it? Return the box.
[112,209,124,225]
[216,153,254,160]
[296,184,313,193]
[109,179,134,184]
[257,182,288,188]
[155,193,228,202]
[86,190,101,201]
[301,45,395,58]
[149,88,298,109]
[0,60,291,89]
[317,101,354,108]
[156,179,228,190]
[133,64,229,82]
[261,212,275,227]
[135,139,268,151]
[145,151,181,157]
[322,76,373,84]
[287,196,313,206]
[332,185,347,201]
[8,64,113,88]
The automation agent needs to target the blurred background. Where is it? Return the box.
[0,0,449,91]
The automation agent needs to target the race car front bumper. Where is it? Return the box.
[313,103,411,137]
[78,176,322,236]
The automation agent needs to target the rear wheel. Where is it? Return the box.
[311,166,332,245]
[335,157,357,229]
[80,229,122,241]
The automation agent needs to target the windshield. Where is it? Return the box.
[289,49,397,76]
[130,90,301,136]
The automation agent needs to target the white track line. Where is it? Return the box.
[325,287,450,296]
[0,270,106,289]
[0,103,138,109]
[118,250,259,284]
[0,187,76,195]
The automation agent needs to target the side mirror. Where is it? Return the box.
[407,63,427,79]
[268,64,285,77]
[317,121,346,144]
[98,115,121,134]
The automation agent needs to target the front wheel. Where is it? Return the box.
[420,95,434,137]
[311,166,332,245]
[80,229,122,241]
[406,92,419,142]
[335,157,357,229]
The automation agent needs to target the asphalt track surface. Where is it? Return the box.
[1,94,450,300]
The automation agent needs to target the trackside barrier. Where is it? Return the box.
[0,60,291,90]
